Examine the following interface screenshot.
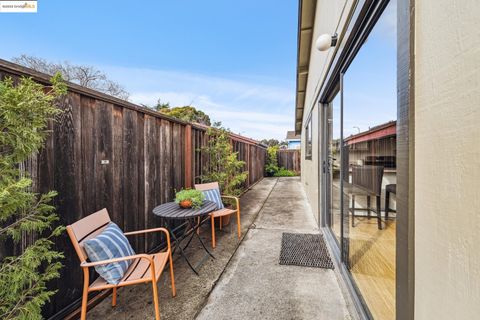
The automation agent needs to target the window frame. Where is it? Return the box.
[313,0,414,319]
[305,113,313,160]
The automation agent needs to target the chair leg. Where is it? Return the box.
[80,270,89,320]
[385,191,390,220]
[112,287,117,307]
[219,216,222,230]
[168,253,176,297]
[80,289,88,320]
[376,196,382,230]
[367,196,371,219]
[236,209,241,239]
[351,195,356,227]
[211,215,216,248]
[151,280,161,320]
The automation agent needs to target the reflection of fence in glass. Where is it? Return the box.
[345,121,396,169]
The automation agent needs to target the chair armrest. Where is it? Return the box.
[80,253,152,268]
[124,227,171,251]
[221,195,240,209]
[124,227,169,237]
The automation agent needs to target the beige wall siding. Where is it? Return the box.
[414,0,480,318]
[303,0,350,116]
[301,105,319,224]
[303,0,353,119]
[301,0,355,226]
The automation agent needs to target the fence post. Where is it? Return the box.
[184,124,192,188]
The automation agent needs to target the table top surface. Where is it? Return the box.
[153,200,217,219]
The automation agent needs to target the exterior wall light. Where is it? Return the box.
[315,33,338,51]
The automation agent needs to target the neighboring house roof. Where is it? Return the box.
[295,0,317,134]
[345,121,396,145]
[286,131,301,141]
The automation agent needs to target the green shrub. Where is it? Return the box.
[265,163,279,177]
[273,168,297,177]
[265,146,279,177]
[0,73,66,319]
[175,189,205,209]
[200,122,248,197]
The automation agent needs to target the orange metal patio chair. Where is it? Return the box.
[66,208,176,320]
[195,182,241,248]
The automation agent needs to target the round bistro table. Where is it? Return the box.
[153,200,217,275]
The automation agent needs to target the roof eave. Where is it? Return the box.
[295,0,317,134]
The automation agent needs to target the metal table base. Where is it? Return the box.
[164,217,215,275]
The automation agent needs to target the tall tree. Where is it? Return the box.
[12,55,129,100]
[260,138,287,148]
[0,73,66,319]
[153,100,211,126]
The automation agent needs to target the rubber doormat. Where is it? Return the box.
[279,233,334,269]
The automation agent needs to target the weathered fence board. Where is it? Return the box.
[277,149,301,173]
[0,59,266,318]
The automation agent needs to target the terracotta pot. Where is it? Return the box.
[179,199,192,209]
[215,205,233,227]
[219,214,231,227]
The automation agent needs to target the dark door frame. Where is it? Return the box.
[396,0,415,318]
[317,0,415,319]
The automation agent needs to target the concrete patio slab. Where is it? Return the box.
[86,178,276,320]
[196,177,354,320]
[86,177,355,320]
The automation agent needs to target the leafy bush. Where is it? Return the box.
[175,189,205,209]
[273,168,297,177]
[265,163,279,177]
[265,146,279,177]
[157,104,211,126]
[0,73,66,319]
[200,123,248,197]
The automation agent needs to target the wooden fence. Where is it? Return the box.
[0,59,266,318]
[277,149,301,173]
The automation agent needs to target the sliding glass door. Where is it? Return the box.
[324,93,342,244]
[322,1,397,319]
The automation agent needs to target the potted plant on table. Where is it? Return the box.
[175,189,205,209]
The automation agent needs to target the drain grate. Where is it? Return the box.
[279,233,334,269]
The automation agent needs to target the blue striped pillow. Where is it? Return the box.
[83,222,136,285]
[202,188,224,209]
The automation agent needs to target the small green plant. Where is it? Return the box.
[273,168,297,177]
[265,163,279,176]
[175,189,205,209]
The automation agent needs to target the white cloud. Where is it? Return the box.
[101,65,295,140]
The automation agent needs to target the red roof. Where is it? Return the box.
[345,121,396,145]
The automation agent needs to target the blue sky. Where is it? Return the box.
[0,0,396,140]
[0,0,298,140]
[333,0,397,138]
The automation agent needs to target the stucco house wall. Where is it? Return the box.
[301,0,354,226]
[414,0,480,318]
[299,0,480,318]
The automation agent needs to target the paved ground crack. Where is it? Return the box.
[193,178,279,319]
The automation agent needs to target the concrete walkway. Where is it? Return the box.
[196,177,354,320]
[87,177,277,320]
[87,177,354,320]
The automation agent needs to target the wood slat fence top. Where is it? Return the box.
[0,58,265,148]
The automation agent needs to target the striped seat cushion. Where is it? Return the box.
[83,222,136,285]
[202,188,224,210]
